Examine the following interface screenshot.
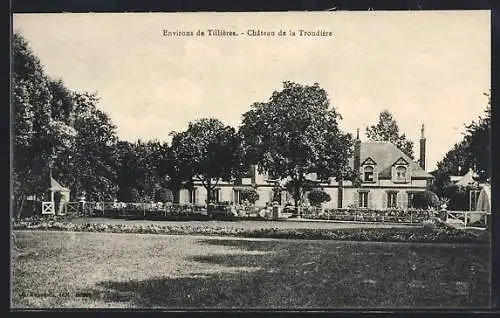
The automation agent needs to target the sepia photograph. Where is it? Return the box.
[11,11,491,309]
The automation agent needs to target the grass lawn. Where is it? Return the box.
[11,230,490,309]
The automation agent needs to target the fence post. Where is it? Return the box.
[410,210,413,224]
[464,212,468,228]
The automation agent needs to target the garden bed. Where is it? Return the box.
[300,208,436,224]
[12,217,489,244]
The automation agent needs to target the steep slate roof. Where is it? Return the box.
[348,141,433,179]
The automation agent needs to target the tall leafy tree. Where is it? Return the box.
[170,118,245,204]
[365,110,414,159]
[55,92,119,201]
[12,32,77,214]
[13,32,121,209]
[157,143,194,204]
[431,92,491,200]
[462,93,491,181]
[239,81,353,211]
[132,139,164,201]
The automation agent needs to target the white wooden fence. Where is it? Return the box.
[64,202,80,215]
[41,202,55,215]
[445,210,490,229]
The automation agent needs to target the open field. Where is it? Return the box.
[11,230,490,309]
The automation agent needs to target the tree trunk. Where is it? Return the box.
[292,175,303,217]
[205,179,213,218]
[15,195,26,222]
[173,190,180,204]
[205,179,212,204]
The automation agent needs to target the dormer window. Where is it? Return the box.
[392,157,410,183]
[396,166,407,181]
[361,157,377,183]
[364,166,374,182]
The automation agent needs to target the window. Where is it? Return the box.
[234,189,243,204]
[364,166,374,182]
[387,192,398,208]
[359,192,369,208]
[210,189,220,203]
[189,188,197,204]
[407,192,415,208]
[395,166,407,181]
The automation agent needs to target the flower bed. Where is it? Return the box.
[12,218,488,244]
[301,208,436,224]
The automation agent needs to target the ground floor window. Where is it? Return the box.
[359,191,369,208]
[233,189,242,204]
[188,188,197,204]
[387,191,398,208]
[407,192,415,208]
[210,189,220,203]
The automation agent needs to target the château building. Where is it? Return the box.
[178,125,434,210]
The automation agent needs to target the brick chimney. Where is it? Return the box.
[419,124,426,170]
[354,128,361,174]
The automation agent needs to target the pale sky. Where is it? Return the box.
[13,11,490,171]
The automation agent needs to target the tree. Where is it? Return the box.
[170,118,246,204]
[12,32,121,210]
[285,179,316,206]
[118,186,139,203]
[54,92,119,201]
[239,188,259,205]
[431,92,490,199]
[307,189,331,207]
[131,139,164,201]
[157,144,194,204]
[12,32,77,211]
[239,81,353,213]
[365,110,414,159]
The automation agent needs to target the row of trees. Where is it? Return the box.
[13,31,490,216]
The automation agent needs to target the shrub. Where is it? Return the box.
[412,191,440,209]
[307,189,331,207]
[240,188,259,204]
[118,187,139,203]
[155,188,174,203]
[422,219,438,231]
[441,185,472,211]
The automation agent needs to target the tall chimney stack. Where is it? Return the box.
[354,128,361,174]
[419,124,426,170]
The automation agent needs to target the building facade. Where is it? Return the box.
[177,126,434,210]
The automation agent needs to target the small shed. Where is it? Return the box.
[49,177,71,214]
